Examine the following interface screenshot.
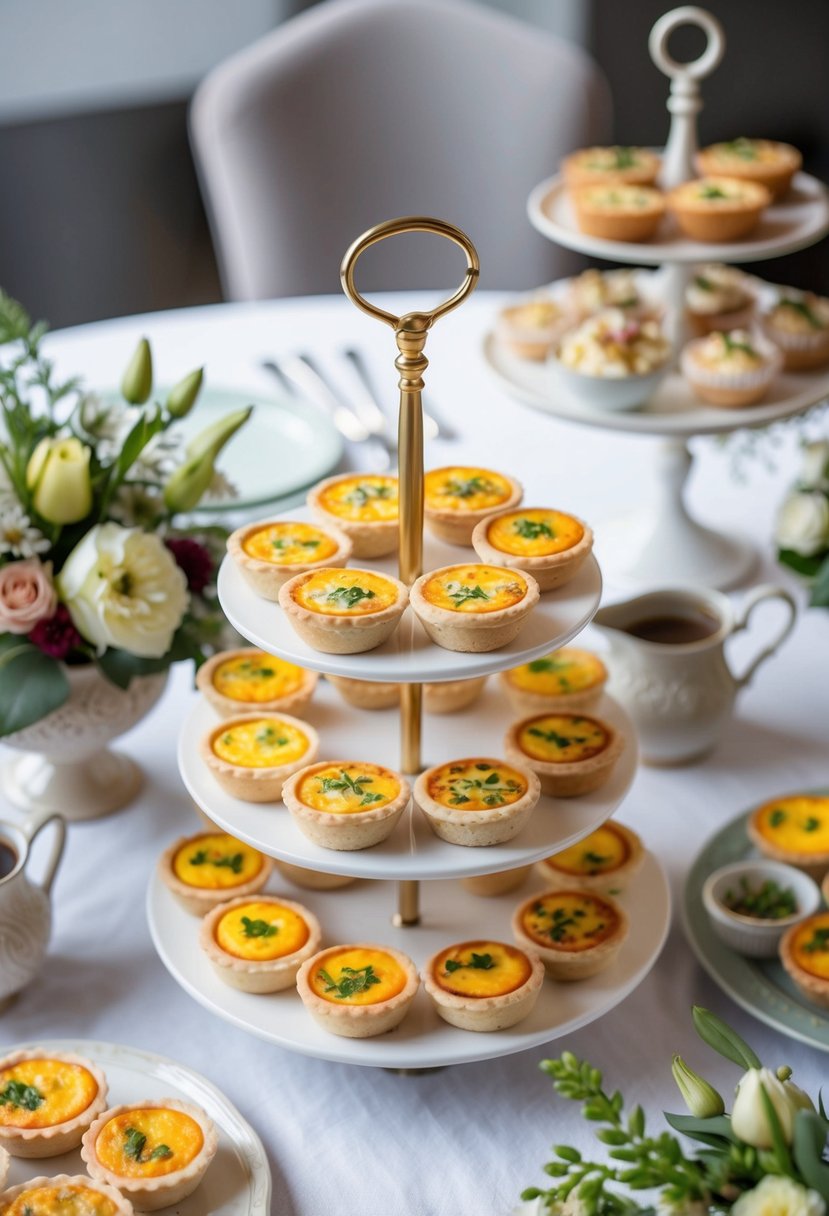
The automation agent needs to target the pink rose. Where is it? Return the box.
[0,559,57,635]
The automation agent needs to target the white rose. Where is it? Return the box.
[801,440,829,490]
[57,523,188,658]
[732,1176,825,1216]
[731,1067,815,1148]
[775,492,829,556]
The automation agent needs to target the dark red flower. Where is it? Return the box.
[165,537,214,594]
[29,604,83,660]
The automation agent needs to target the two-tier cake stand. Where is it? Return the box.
[485,5,829,590]
[147,218,670,1069]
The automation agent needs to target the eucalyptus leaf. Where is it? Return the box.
[0,639,69,737]
[793,1110,829,1202]
[691,1005,762,1069]
[96,626,202,690]
[664,1111,736,1147]
[778,548,823,578]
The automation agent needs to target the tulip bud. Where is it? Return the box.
[166,367,203,418]
[121,338,153,405]
[163,406,252,514]
[731,1067,816,1148]
[671,1054,725,1119]
[26,437,93,525]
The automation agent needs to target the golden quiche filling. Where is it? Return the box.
[421,565,527,614]
[517,714,609,764]
[486,509,584,558]
[545,824,630,877]
[433,941,532,998]
[212,718,310,767]
[211,653,305,703]
[292,569,398,616]
[426,759,528,811]
[241,521,339,565]
[0,1059,98,1130]
[172,834,264,890]
[424,467,513,513]
[508,648,605,696]
[753,795,829,854]
[297,763,400,814]
[788,913,829,981]
[310,947,406,1005]
[522,892,620,952]
[215,900,310,961]
[579,185,662,211]
[4,1185,117,1216]
[317,476,398,521]
[95,1107,203,1179]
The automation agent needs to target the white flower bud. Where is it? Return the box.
[775,491,829,556]
[731,1067,815,1148]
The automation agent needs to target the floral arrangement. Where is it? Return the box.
[522,1006,829,1216]
[0,291,251,736]
[775,440,829,606]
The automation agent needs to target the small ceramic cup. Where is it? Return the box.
[702,859,821,958]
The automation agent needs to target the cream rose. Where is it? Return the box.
[731,1067,814,1148]
[0,559,57,634]
[775,492,829,556]
[57,523,188,658]
[732,1176,825,1216]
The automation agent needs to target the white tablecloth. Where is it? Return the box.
[3,294,828,1216]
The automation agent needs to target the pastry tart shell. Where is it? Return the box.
[504,715,625,798]
[326,675,400,710]
[200,711,320,803]
[471,510,594,591]
[460,867,533,897]
[667,187,770,242]
[534,822,645,895]
[695,146,801,200]
[158,834,274,916]
[281,762,411,851]
[414,762,541,847]
[81,1098,218,1212]
[424,475,523,546]
[512,890,629,980]
[571,192,665,243]
[779,922,829,1010]
[196,648,318,718]
[296,943,419,1038]
[499,668,607,716]
[200,894,321,993]
[0,1051,109,1159]
[227,518,352,600]
[278,569,409,655]
[410,568,540,654]
[0,1174,133,1215]
[0,1147,6,1191]
[327,675,487,714]
[424,677,487,714]
[308,476,398,558]
[422,945,545,1031]
[274,859,357,890]
[747,813,829,881]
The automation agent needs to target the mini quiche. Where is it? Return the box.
[414,757,541,847]
[201,711,319,803]
[512,889,629,980]
[779,911,829,1009]
[571,184,665,243]
[461,867,533,897]
[296,943,419,1038]
[410,564,539,653]
[282,761,410,850]
[496,296,574,361]
[307,473,398,558]
[504,712,624,798]
[500,647,608,714]
[760,292,829,370]
[695,138,801,199]
[326,674,487,715]
[200,894,321,993]
[279,567,409,655]
[422,939,545,1031]
[0,1051,108,1158]
[562,146,661,189]
[471,507,593,591]
[535,822,644,895]
[423,466,523,545]
[667,177,771,242]
[81,1099,217,1213]
[681,328,782,408]
[0,1148,6,1191]
[272,859,356,890]
[748,794,829,881]
[196,648,318,718]
[158,831,273,915]
[227,518,352,600]
[0,1175,132,1215]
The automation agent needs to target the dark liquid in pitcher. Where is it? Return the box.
[0,841,17,880]
[624,613,719,645]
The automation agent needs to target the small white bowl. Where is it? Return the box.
[548,354,670,413]
[702,859,821,958]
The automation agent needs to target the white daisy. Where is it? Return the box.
[0,503,50,557]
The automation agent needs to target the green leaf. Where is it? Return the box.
[108,406,165,488]
[664,1111,737,1147]
[0,291,32,345]
[793,1110,829,1202]
[628,1105,645,1138]
[810,554,829,607]
[95,626,202,690]
[691,1005,761,1069]
[778,548,823,578]
[759,1082,795,1177]
[0,638,69,737]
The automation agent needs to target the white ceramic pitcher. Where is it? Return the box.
[593,585,797,765]
[0,809,66,1007]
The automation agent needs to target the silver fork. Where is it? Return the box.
[342,348,456,442]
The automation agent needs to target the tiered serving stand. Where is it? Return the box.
[148,218,670,1069]
[485,5,829,590]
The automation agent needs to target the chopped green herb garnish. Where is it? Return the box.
[325,585,376,608]
[527,657,569,674]
[693,275,714,292]
[723,137,758,160]
[528,726,587,749]
[779,297,825,329]
[583,851,611,868]
[699,185,728,200]
[514,518,555,541]
[319,770,385,806]
[447,771,521,808]
[123,1126,173,1163]
[804,817,821,832]
[255,725,289,747]
[769,808,787,828]
[444,952,496,975]
[722,332,756,357]
[345,483,393,507]
[803,927,829,954]
[441,475,497,499]
[242,916,279,938]
[189,850,244,874]
[0,1081,44,1111]
[318,964,382,999]
[448,584,490,607]
[723,876,798,921]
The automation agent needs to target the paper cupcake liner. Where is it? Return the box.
[680,340,782,392]
[496,311,576,350]
[759,313,829,354]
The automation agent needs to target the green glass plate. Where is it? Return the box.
[682,801,829,1052]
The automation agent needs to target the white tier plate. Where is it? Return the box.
[178,684,637,881]
[217,513,602,682]
[3,1039,271,1214]
[147,850,670,1069]
[527,170,829,265]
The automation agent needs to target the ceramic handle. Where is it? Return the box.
[22,808,66,896]
[729,585,797,689]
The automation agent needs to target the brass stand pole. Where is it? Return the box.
[392,879,421,928]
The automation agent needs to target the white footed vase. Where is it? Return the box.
[0,665,168,820]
